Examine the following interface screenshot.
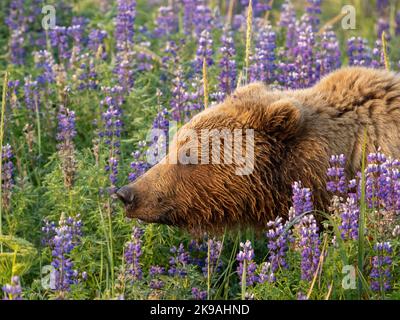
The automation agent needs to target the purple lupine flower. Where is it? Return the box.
[237,240,258,286]
[377,0,389,16]
[266,217,292,273]
[1,144,14,211]
[115,0,136,53]
[114,0,136,92]
[182,0,197,35]
[6,0,26,65]
[193,5,213,38]
[249,24,277,84]
[377,18,390,41]
[34,50,56,85]
[114,51,135,93]
[161,40,178,69]
[277,61,299,89]
[318,28,341,76]
[327,154,347,194]
[371,40,385,69]
[170,66,189,122]
[68,19,87,61]
[279,0,296,27]
[23,76,40,112]
[42,214,83,299]
[149,266,165,290]
[192,287,207,300]
[8,29,25,66]
[146,107,170,166]
[258,262,275,284]
[76,53,98,90]
[100,91,124,189]
[365,152,400,213]
[134,41,153,72]
[396,11,400,36]
[240,0,271,16]
[5,0,25,30]
[50,26,70,64]
[168,243,190,277]
[232,14,246,31]
[293,15,317,88]
[202,238,223,277]
[106,157,119,188]
[347,37,372,67]
[57,107,77,189]
[125,226,144,281]
[370,242,392,292]
[6,80,20,110]
[365,151,390,210]
[182,76,204,120]
[129,140,150,182]
[2,276,23,300]
[306,0,322,31]
[292,181,313,217]
[188,239,207,268]
[194,29,213,74]
[218,30,236,101]
[279,0,297,57]
[88,29,108,60]
[299,214,321,281]
[339,196,359,240]
[154,6,178,38]
[57,107,77,145]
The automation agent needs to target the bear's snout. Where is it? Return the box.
[116,185,136,206]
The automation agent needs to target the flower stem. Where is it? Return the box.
[357,129,368,299]
[241,259,247,300]
[0,71,9,253]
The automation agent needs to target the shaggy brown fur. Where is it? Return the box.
[117,67,400,233]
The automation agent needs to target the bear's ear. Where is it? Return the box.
[245,98,304,141]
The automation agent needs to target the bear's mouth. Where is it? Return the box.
[124,206,175,226]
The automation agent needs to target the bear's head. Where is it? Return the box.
[116,83,322,233]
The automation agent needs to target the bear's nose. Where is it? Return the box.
[116,186,135,205]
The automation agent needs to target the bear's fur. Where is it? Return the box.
[117,67,400,233]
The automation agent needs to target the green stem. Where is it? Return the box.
[0,72,9,253]
[241,259,247,300]
[35,97,42,157]
[357,129,367,299]
[107,200,115,297]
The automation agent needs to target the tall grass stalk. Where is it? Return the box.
[226,0,236,27]
[245,0,253,78]
[107,201,115,296]
[241,259,247,300]
[357,129,368,299]
[203,58,209,109]
[98,200,114,296]
[307,233,328,299]
[0,71,9,253]
[381,31,390,71]
[35,97,42,157]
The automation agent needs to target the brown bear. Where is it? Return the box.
[117,67,400,233]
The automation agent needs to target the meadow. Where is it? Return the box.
[0,0,399,300]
